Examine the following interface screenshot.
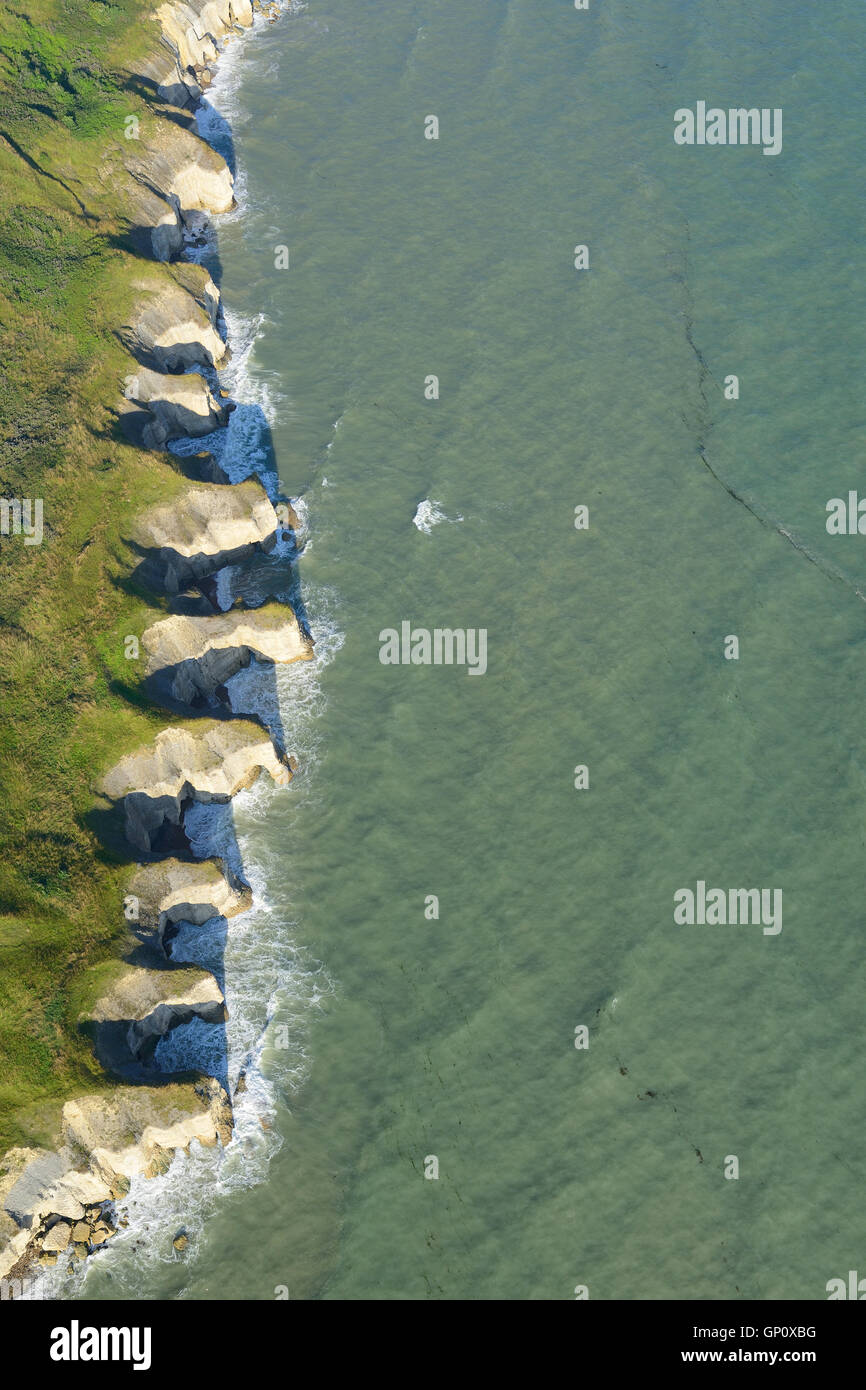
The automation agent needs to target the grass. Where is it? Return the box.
[0,2,214,1153]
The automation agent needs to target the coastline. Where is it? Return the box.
[0,0,311,1293]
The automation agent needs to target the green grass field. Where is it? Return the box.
[0,2,203,1152]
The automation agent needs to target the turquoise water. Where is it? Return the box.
[81,0,865,1300]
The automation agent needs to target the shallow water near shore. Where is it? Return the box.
[74,0,866,1300]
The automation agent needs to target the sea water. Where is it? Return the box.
[74,0,866,1300]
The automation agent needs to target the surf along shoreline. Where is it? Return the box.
[0,0,308,1291]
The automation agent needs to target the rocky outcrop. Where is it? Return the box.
[134,1,255,108]
[126,857,251,947]
[123,179,186,261]
[98,720,293,853]
[124,366,227,448]
[123,269,226,371]
[83,964,227,1065]
[130,480,279,593]
[0,1079,230,1280]
[142,601,313,707]
[125,118,235,217]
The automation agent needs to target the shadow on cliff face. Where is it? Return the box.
[106,225,225,287]
[83,792,258,1096]
[88,393,310,1096]
[192,98,237,179]
[122,531,277,598]
[168,401,281,494]
[122,74,238,181]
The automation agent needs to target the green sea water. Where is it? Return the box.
[81,0,866,1300]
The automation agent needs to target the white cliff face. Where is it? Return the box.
[0,0,296,1291]
[130,480,280,593]
[142,602,313,706]
[98,720,292,853]
[64,1082,233,1182]
[0,1080,230,1278]
[127,111,235,209]
[134,480,278,560]
[83,964,228,1063]
[124,273,226,370]
[124,366,227,447]
[84,965,227,1027]
[127,858,252,943]
[154,1,255,71]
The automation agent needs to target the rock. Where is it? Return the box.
[129,480,279,594]
[39,1252,58,1267]
[122,273,226,371]
[1,1148,116,1273]
[3,1150,77,1229]
[141,602,313,708]
[125,118,235,218]
[124,367,227,448]
[153,2,254,71]
[62,1079,233,1186]
[126,2,255,109]
[172,1231,189,1252]
[122,182,185,261]
[59,1171,117,1209]
[71,1222,91,1245]
[126,857,252,946]
[82,963,226,1066]
[97,720,292,854]
[41,1222,71,1253]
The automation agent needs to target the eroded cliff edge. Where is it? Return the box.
[0,0,302,1285]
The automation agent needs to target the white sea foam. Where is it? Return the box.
[412,498,464,533]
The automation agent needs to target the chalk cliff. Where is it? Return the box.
[130,479,279,592]
[142,601,313,707]
[98,720,293,853]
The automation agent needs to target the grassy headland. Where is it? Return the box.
[0,1,203,1153]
